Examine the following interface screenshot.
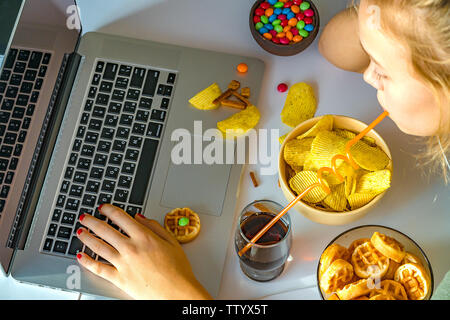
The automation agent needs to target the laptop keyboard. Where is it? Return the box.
[0,48,52,215]
[40,59,177,259]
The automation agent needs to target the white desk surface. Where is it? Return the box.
[2,0,449,300]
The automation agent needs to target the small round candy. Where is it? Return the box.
[274,7,282,15]
[291,5,300,13]
[274,24,283,33]
[280,37,290,45]
[299,1,310,10]
[255,8,265,16]
[291,27,299,35]
[304,8,314,17]
[272,36,280,44]
[282,7,291,15]
[260,15,269,24]
[263,32,272,40]
[260,2,270,10]
[286,31,293,41]
[255,22,264,30]
[178,217,190,227]
[281,19,289,27]
[274,2,284,8]
[296,20,305,30]
[288,17,298,27]
[277,83,288,92]
[304,24,314,32]
[272,19,281,26]
[284,1,293,8]
[293,35,303,43]
[286,12,295,20]
[269,29,277,36]
[269,14,277,22]
[253,15,261,24]
[298,29,309,37]
[296,12,305,20]
[259,27,269,34]
[283,25,291,33]
[278,14,287,20]
[265,23,274,30]
[276,32,286,38]
[268,0,277,4]
[293,0,302,4]
[304,17,313,24]
[265,8,274,17]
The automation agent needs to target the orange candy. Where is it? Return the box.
[293,35,303,43]
[276,32,286,38]
[237,63,248,73]
[263,32,273,40]
[283,25,291,33]
[286,31,293,41]
[288,18,298,27]
[265,8,274,17]
[291,5,300,14]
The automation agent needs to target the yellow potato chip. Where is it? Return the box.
[350,142,390,171]
[279,132,290,145]
[284,138,314,167]
[281,83,317,127]
[322,161,355,186]
[297,115,334,140]
[347,193,378,210]
[310,130,348,169]
[289,171,329,203]
[334,128,357,140]
[344,174,354,197]
[323,183,348,212]
[355,169,391,194]
[189,83,222,110]
[362,136,377,147]
[217,105,260,137]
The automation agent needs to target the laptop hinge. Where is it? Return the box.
[7,52,82,251]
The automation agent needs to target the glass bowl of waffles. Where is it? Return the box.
[317,225,434,300]
[278,115,393,225]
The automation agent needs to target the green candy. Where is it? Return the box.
[296,20,306,30]
[178,217,190,227]
[274,24,283,33]
[300,2,310,10]
[255,22,264,30]
[274,2,284,8]
[299,29,309,38]
[260,15,269,24]
[272,19,281,26]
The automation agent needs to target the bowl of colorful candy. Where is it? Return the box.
[250,0,320,56]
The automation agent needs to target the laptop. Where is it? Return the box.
[0,0,265,299]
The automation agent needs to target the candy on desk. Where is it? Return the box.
[277,83,288,93]
[237,63,248,73]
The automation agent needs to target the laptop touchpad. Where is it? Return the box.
[160,160,232,217]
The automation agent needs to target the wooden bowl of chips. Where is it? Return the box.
[278,115,393,225]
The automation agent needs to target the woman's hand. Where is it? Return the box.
[76,204,212,300]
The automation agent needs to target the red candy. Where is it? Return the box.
[296,12,305,20]
[260,2,271,10]
[293,0,303,5]
[304,8,314,17]
[253,15,261,23]
[280,37,290,45]
[278,14,287,20]
[284,1,293,8]
[281,19,289,27]
[272,37,280,44]
[304,17,313,24]
[269,29,277,37]
[291,28,299,36]
[277,83,288,93]
[255,8,265,16]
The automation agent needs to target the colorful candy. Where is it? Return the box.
[237,63,249,73]
[278,83,288,93]
[253,1,315,46]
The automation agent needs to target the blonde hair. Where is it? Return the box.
[354,0,450,182]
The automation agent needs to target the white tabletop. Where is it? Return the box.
[2,0,449,300]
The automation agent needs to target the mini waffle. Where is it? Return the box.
[164,208,201,244]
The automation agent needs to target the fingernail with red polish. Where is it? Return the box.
[79,214,85,221]
[77,228,83,235]
[136,213,145,219]
[77,253,82,260]
[98,204,104,212]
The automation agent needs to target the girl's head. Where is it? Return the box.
[356,0,449,178]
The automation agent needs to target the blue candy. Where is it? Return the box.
[304,24,314,32]
[274,8,282,15]
[269,14,277,23]
[286,12,295,20]
[282,8,291,15]
[268,0,277,5]
[264,23,274,30]
[259,27,269,34]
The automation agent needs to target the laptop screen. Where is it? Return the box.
[0,0,25,66]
